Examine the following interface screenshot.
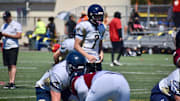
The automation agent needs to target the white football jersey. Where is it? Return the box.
[50,38,75,92]
[159,68,180,96]
[72,71,130,101]
[75,21,105,62]
[50,60,69,92]
[59,38,75,53]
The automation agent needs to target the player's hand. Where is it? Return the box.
[98,53,104,63]
[87,55,97,63]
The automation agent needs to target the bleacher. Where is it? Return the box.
[102,29,176,53]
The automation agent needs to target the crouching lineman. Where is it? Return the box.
[49,51,86,101]
[65,52,130,101]
[150,68,180,101]
[150,31,180,101]
[35,34,75,101]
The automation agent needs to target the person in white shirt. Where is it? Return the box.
[0,11,22,89]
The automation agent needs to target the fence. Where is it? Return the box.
[0,4,175,50]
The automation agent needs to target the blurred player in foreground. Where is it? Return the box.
[49,51,84,101]
[150,31,180,101]
[150,68,180,101]
[174,30,180,68]
[65,52,130,101]
[74,4,105,73]
[35,34,75,101]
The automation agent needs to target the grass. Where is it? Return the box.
[0,51,176,101]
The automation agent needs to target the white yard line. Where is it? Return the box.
[18,60,53,64]
[0,96,36,99]
[131,91,150,94]
[131,89,149,91]
[120,71,169,75]
[0,66,37,70]
[102,62,174,67]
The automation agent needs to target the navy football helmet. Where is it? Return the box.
[66,51,87,76]
[88,4,104,25]
[176,30,180,48]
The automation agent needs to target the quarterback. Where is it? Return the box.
[74,4,106,72]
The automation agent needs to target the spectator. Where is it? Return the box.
[34,18,46,36]
[46,17,56,46]
[133,17,143,33]
[64,15,76,37]
[158,19,166,32]
[103,12,109,28]
[130,9,140,22]
[109,11,124,66]
[0,11,22,89]
[33,18,46,50]
[173,0,180,27]
[149,18,158,28]
[77,11,88,23]
[127,18,134,34]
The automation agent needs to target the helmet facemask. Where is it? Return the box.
[89,13,104,25]
[66,63,86,76]
[88,4,104,26]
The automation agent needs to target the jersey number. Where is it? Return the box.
[91,35,99,49]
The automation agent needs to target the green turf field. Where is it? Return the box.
[0,51,176,101]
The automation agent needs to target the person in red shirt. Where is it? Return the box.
[109,12,124,66]
[173,0,180,27]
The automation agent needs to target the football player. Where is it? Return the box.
[65,53,130,101]
[50,51,86,101]
[74,4,106,73]
[150,68,180,101]
[35,34,75,101]
[66,65,130,101]
[174,30,180,68]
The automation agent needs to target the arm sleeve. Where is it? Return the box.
[167,69,180,96]
[0,25,3,31]
[50,73,63,93]
[115,19,122,38]
[16,23,22,33]
[173,50,180,67]
[98,24,106,40]
[59,40,67,53]
[75,23,85,40]
[118,29,122,38]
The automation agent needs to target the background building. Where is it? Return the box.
[0,0,131,35]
